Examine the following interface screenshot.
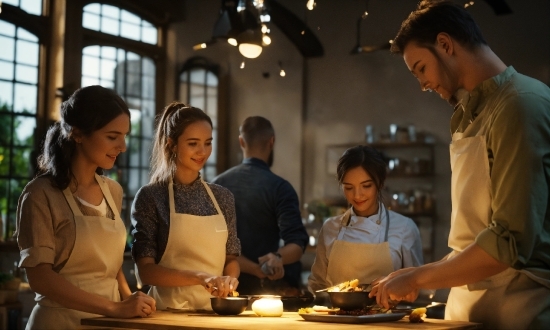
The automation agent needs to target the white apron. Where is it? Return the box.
[27,174,126,330]
[148,178,228,310]
[326,205,394,286]
[446,130,550,329]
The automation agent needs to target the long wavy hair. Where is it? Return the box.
[149,102,213,184]
[37,85,130,189]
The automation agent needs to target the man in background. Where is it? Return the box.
[212,116,309,296]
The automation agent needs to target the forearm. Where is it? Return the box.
[26,264,117,316]
[278,243,303,264]
[412,243,509,289]
[237,255,264,278]
[136,258,208,287]
[116,268,132,300]
[223,255,240,278]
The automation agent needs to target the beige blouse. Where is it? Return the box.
[15,175,124,272]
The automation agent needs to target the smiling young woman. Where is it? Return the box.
[308,145,423,299]
[131,102,241,311]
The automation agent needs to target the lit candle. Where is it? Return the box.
[251,295,283,317]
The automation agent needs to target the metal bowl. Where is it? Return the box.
[327,291,376,310]
[210,297,249,315]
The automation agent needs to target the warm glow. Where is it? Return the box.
[261,24,268,34]
[251,296,283,317]
[279,69,286,77]
[239,43,262,58]
[262,35,271,45]
[306,0,316,10]
[192,43,207,51]
[227,38,238,46]
[240,61,245,69]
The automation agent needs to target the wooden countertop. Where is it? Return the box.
[82,311,482,330]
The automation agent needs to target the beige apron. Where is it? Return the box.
[148,178,228,310]
[26,174,126,330]
[446,130,550,329]
[326,205,394,286]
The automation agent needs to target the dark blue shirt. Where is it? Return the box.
[212,158,309,292]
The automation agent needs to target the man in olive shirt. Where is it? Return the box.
[370,1,550,328]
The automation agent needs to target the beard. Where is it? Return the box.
[267,149,274,167]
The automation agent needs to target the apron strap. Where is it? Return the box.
[62,186,84,216]
[168,178,176,214]
[382,205,390,242]
[95,173,122,221]
[200,179,224,217]
[338,204,390,242]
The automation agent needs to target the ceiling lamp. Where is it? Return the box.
[237,28,263,58]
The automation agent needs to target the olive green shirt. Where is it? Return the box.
[451,66,550,281]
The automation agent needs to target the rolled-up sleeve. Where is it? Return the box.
[276,181,309,250]
[131,186,160,261]
[16,184,57,268]
[475,93,550,269]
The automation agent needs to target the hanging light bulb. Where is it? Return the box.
[306,0,316,11]
[279,61,286,77]
[227,38,238,46]
[262,34,272,46]
[240,60,246,69]
[192,43,208,51]
[237,29,263,59]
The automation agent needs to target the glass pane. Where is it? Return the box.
[16,40,39,66]
[129,109,141,135]
[84,3,101,14]
[126,74,141,97]
[14,115,35,146]
[127,52,139,61]
[141,139,151,165]
[17,28,38,42]
[127,169,140,195]
[100,58,116,81]
[20,0,42,16]
[82,55,100,77]
[11,147,32,176]
[83,45,100,56]
[121,10,140,24]
[1,0,19,7]
[0,61,14,80]
[141,99,155,121]
[14,83,36,114]
[0,115,12,145]
[102,4,120,19]
[101,46,117,60]
[101,16,119,36]
[100,79,114,89]
[15,64,38,84]
[141,76,154,99]
[121,22,140,41]
[206,71,218,87]
[0,36,15,61]
[189,84,205,109]
[179,82,188,102]
[141,25,157,44]
[83,12,100,31]
[82,77,100,87]
[0,82,13,108]
[140,169,149,189]
[189,69,205,84]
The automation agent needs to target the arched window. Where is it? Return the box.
[81,3,158,225]
[0,0,42,240]
[179,57,221,181]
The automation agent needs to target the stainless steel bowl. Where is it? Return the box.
[327,291,376,310]
[210,297,249,315]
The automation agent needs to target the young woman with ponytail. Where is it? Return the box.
[131,102,241,311]
[15,85,156,329]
